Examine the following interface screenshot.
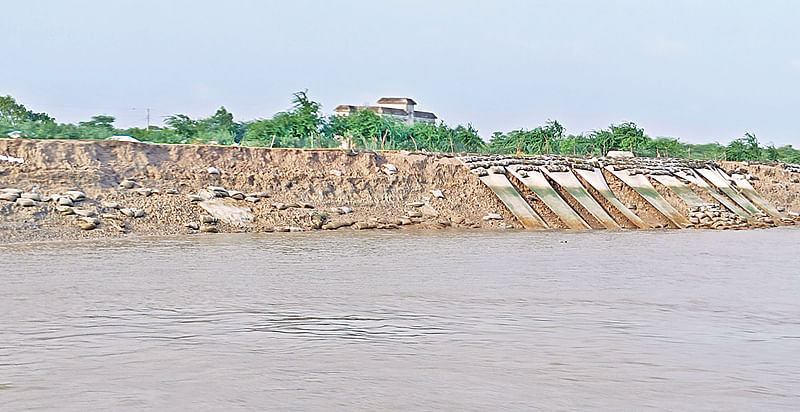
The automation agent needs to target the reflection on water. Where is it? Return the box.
[2,229,800,410]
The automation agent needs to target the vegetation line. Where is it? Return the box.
[1,92,797,162]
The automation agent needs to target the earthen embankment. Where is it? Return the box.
[0,139,513,243]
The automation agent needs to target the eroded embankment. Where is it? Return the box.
[0,139,515,243]
[3,139,800,243]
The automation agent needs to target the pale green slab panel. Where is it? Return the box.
[542,169,620,229]
[574,168,651,229]
[509,169,590,230]
[479,174,548,229]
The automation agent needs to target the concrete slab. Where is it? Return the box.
[695,168,763,216]
[479,174,548,229]
[542,169,620,229]
[607,167,691,228]
[649,174,706,208]
[675,170,751,218]
[199,199,254,227]
[509,168,590,230]
[728,172,786,220]
[574,168,650,229]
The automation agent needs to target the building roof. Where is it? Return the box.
[412,111,437,119]
[377,97,417,105]
[334,104,358,112]
[334,101,437,120]
[335,105,410,116]
[372,106,408,116]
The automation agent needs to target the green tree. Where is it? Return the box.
[725,132,761,161]
[488,120,564,154]
[165,114,199,141]
[590,122,651,155]
[79,115,115,130]
[245,90,330,148]
[0,95,53,126]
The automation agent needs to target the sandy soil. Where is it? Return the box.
[723,161,800,212]
[0,139,515,243]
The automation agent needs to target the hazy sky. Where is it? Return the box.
[4,0,800,145]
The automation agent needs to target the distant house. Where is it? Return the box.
[334,97,437,125]
[7,130,22,139]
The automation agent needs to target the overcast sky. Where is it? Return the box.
[4,0,800,146]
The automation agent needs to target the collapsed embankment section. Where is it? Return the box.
[0,139,516,243]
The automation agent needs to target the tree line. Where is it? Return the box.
[2,92,799,163]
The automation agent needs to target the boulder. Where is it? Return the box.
[64,191,86,201]
[381,164,398,175]
[420,203,439,217]
[331,206,353,214]
[207,167,221,175]
[246,192,270,198]
[0,192,20,202]
[353,221,377,230]
[15,198,35,207]
[109,221,126,232]
[73,209,96,217]
[119,180,137,189]
[120,208,145,218]
[322,221,354,230]
[21,193,42,201]
[80,217,102,225]
[199,199,254,227]
[79,222,97,231]
[483,213,503,220]
[56,206,74,215]
[489,165,506,174]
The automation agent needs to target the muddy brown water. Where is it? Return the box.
[1,229,800,410]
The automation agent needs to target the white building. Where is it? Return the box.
[334,97,437,125]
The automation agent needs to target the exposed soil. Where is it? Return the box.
[723,162,800,212]
[0,139,515,243]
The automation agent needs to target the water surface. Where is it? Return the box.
[2,229,799,410]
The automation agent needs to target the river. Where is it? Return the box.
[1,229,799,410]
